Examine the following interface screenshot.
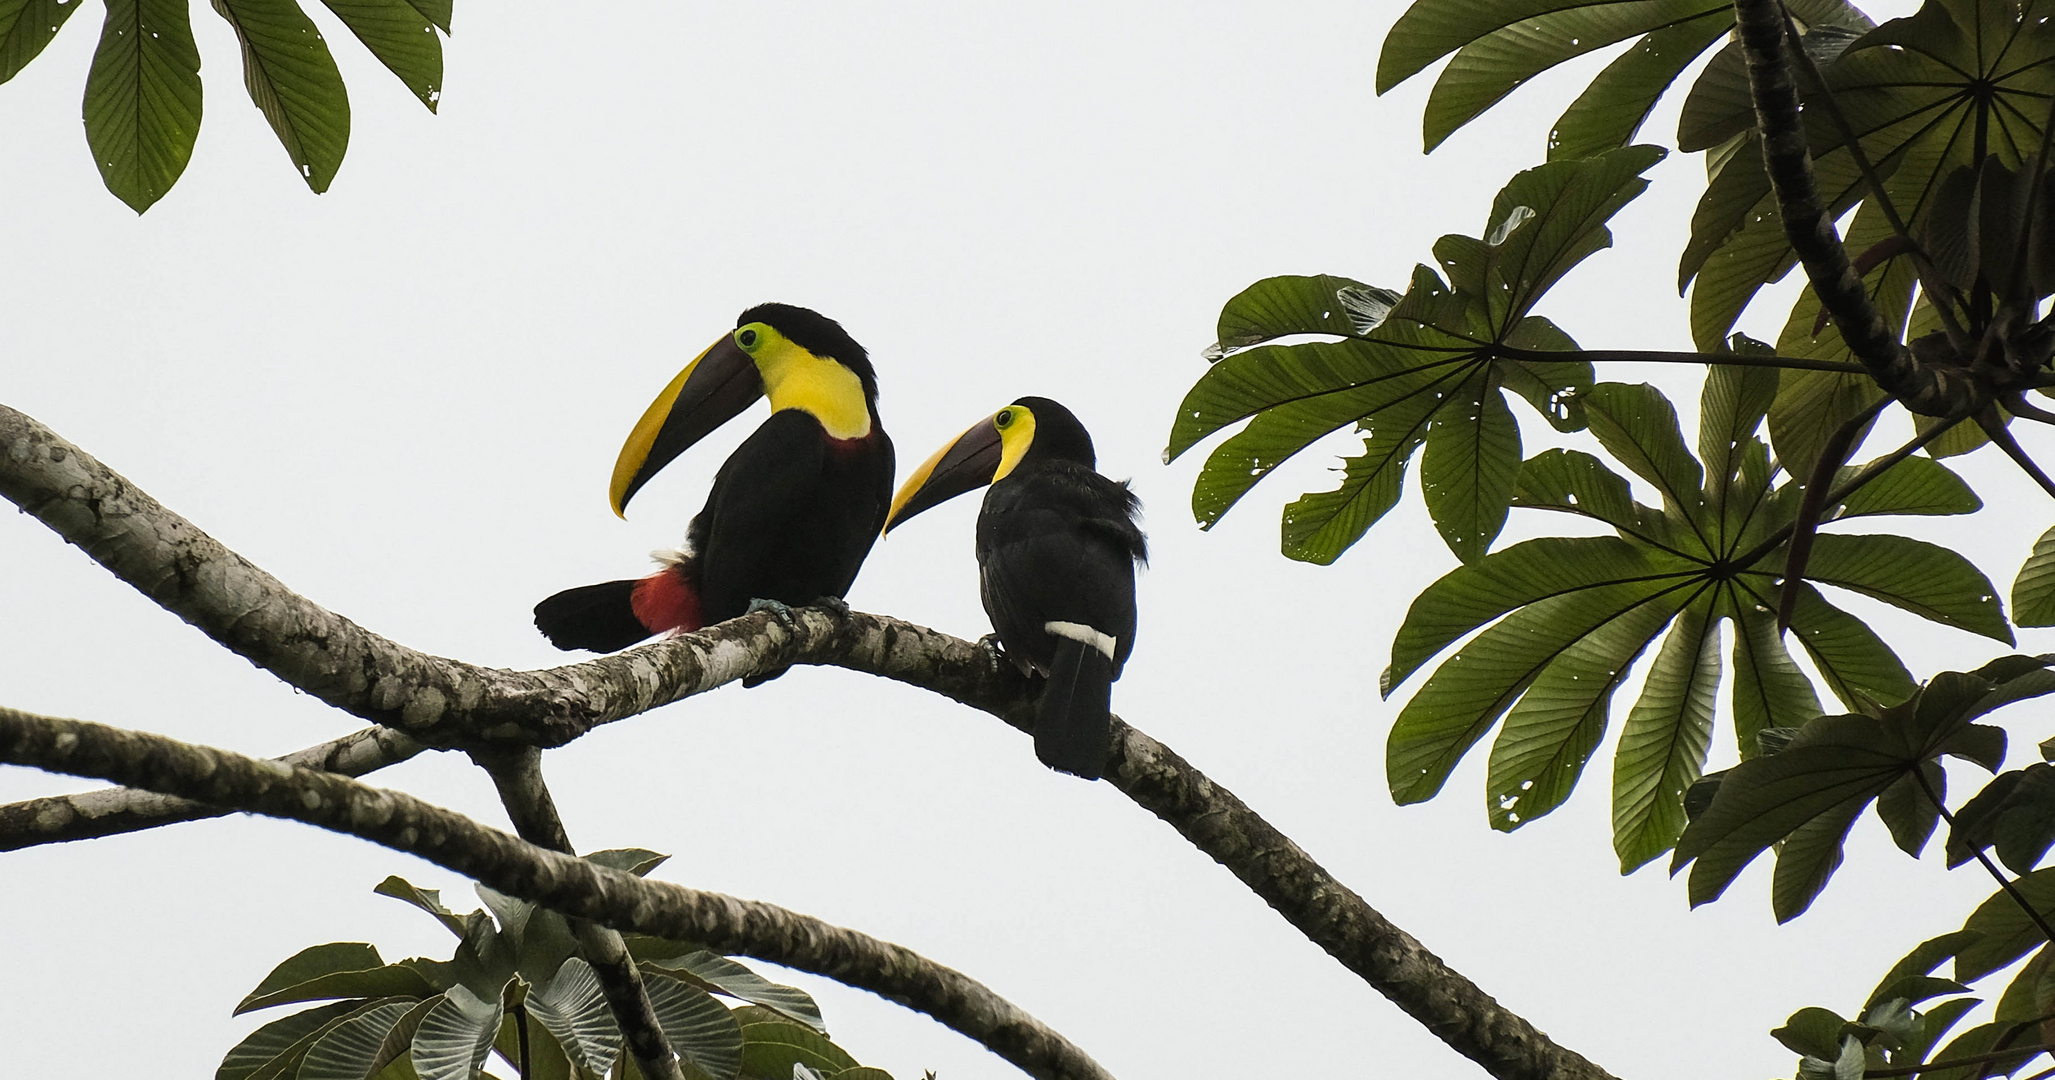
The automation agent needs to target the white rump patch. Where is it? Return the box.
[1045,621,1117,660]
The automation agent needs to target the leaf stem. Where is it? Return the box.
[1777,397,1892,629]
[1862,1042,2055,1078]
[513,1001,532,1080]
[1977,407,2055,500]
[1729,415,1960,571]
[1489,344,1868,374]
[1910,766,2055,949]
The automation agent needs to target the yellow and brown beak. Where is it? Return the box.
[608,333,764,516]
[883,415,1007,534]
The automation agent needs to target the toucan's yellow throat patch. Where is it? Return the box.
[747,324,873,440]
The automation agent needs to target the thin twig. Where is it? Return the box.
[0,725,425,850]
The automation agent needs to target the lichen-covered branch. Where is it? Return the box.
[0,705,1113,1080]
[0,401,1029,752]
[0,724,423,850]
[1731,0,1975,416]
[1108,726,1616,1080]
[475,747,683,1080]
[0,400,1620,1080]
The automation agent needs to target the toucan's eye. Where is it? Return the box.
[995,409,1014,429]
[737,328,760,350]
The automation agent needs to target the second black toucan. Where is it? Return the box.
[534,304,894,656]
[883,397,1145,779]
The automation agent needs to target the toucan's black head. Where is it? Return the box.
[607,303,881,516]
[738,302,879,402]
[881,396,1100,533]
[1008,396,1094,469]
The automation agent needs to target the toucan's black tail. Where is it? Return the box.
[1036,638,1114,779]
[534,579,652,652]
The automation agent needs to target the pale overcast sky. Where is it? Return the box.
[9,1,2044,1078]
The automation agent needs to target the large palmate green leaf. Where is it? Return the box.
[1378,0,1869,156]
[1674,661,2052,920]
[645,974,746,1080]
[1386,370,1996,870]
[6,0,448,206]
[1169,147,1662,563]
[1683,0,2055,347]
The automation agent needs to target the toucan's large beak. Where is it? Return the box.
[609,335,764,516]
[883,415,1005,534]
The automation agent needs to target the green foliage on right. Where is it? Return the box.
[1383,367,1999,870]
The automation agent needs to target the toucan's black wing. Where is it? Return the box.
[976,464,1141,676]
[690,410,894,623]
[690,411,829,622]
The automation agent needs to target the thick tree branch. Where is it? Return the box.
[1107,727,1615,1080]
[0,724,423,850]
[475,747,684,1080]
[0,400,1620,1080]
[1732,0,1976,415]
[0,705,1113,1080]
[0,402,1026,752]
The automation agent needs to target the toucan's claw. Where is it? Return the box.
[745,596,799,629]
[810,595,851,618]
[976,633,1009,673]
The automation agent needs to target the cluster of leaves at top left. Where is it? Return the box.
[0,0,450,212]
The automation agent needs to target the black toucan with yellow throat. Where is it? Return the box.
[534,303,894,656]
[883,397,1145,779]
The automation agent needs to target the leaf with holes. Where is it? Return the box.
[317,0,441,111]
[0,0,88,84]
[1168,148,1661,562]
[1682,0,2055,348]
[83,0,202,213]
[211,0,351,192]
[1391,371,1996,864]
[1377,0,1869,154]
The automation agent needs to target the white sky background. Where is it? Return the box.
[8,0,2051,1076]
